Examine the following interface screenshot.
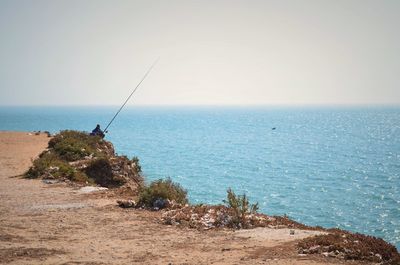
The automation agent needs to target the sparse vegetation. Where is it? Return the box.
[131,156,141,172]
[24,130,143,189]
[224,188,259,228]
[298,230,400,264]
[161,203,312,230]
[163,188,274,229]
[25,151,92,183]
[21,130,400,262]
[138,178,188,208]
[48,130,105,161]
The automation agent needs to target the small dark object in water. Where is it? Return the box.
[272,127,276,130]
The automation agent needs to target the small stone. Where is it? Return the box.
[309,245,320,253]
[48,166,59,172]
[79,186,108,193]
[337,252,345,259]
[298,248,307,254]
[117,199,136,208]
[42,179,58,184]
[290,229,295,235]
[322,246,330,251]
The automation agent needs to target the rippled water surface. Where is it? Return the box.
[1,106,399,249]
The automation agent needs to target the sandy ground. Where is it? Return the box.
[0,131,370,265]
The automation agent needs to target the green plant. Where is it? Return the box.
[224,188,259,228]
[131,156,141,172]
[48,130,104,161]
[24,151,92,183]
[138,178,188,208]
[70,170,93,183]
[24,130,143,188]
[25,152,59,178]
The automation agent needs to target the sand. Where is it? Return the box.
[0,131,370,265]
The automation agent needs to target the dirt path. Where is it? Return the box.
[0,131,368,265]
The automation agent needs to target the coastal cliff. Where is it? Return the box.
[0,131,398,265]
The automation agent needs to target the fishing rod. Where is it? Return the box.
[103,58,159,133]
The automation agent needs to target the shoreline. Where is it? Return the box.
[0,131,398,264]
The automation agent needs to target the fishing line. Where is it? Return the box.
[104,58,159,133]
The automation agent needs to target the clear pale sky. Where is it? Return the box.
[0,0,399,106]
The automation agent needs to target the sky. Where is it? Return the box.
[0,0,399,106]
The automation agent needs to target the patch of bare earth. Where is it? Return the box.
[0,247,65,264]
[0,131,386,264]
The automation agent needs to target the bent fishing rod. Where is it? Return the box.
[103,58,159,133]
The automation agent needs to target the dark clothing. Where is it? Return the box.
[90,125,105,138]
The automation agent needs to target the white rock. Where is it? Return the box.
[78,186,108,193]
[42,179,58,184]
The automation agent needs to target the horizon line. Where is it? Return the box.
[1,103,400,108]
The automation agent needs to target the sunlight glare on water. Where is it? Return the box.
[1,106,399,249]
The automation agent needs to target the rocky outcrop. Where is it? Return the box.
[25,130,143,194]
[297,229,400,264]
[161,204,313,230]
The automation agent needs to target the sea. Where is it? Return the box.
[1,106,399,249]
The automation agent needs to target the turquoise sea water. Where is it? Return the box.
[1,106,399,249]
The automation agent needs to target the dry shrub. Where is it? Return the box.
[138,178,188,208]
[224,188,259,228]
[85,158,125,187]
[298,230,400,264]
[162,203,313,230]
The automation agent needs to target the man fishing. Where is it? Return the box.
[90,124,105,138]
[90,58,159,139]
